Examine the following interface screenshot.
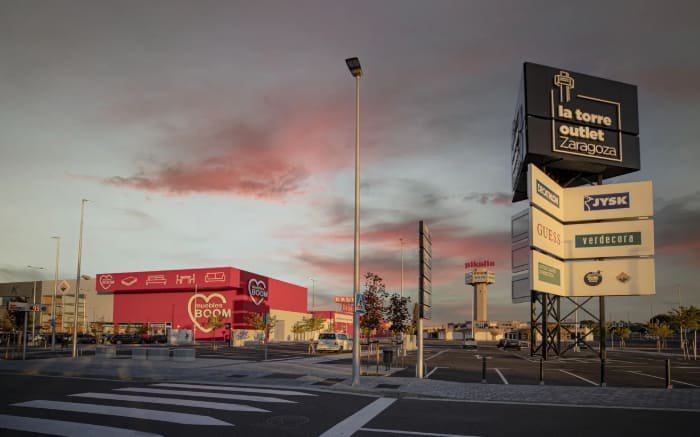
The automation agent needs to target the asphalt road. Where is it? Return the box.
[1,374,698,436]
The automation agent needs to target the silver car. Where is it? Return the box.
[316,332,351,352]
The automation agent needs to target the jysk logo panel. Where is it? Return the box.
[584,192,629,211]
[536,181,559,207]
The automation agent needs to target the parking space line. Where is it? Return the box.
[558,369,598,386]
[360,427,480,436]
[319,397,396,437]
[628,371,700,387]
[425,350,449,361]
[425,366,448,378]
[494,368,509,385]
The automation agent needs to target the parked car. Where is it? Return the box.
[462,337,478,350]
[497,338,522,350]
[316,332,351,352]
[77,334,97,344]
[109,334,143,344]
[142,334,168,344]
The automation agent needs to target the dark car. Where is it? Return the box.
[498,339,522,350]
[142,334,168,344]
[77,334,97,344]
[109,334,143,344]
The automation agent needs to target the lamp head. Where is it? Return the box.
[345,57,362,77]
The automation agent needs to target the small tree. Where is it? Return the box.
[360,272,388,338]
[617,327,631,348]
[385,293,411,336]
[305,315,325,339]
[243,313,277,341]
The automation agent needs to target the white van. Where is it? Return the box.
[316,332,351,352]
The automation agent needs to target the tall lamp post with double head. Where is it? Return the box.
[72,199,89,358]
[51,236,60,350]
[346,56,362,387]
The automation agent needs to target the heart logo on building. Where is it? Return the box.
[248,278,268,306]
[187,293,230,333]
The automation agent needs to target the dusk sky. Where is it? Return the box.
[1,0,698,324]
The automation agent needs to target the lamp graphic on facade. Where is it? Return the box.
[554,71,575,103]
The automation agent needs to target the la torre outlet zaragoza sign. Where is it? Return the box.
[510,63,655,303]
[511,63,640,202]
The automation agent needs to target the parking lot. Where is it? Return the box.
[390,340,700,389]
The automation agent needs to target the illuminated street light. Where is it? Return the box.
[72,199,89,358]
[345,56,362,386]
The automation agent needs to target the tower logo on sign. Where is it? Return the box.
[99,275,115,290]
[248,279,268,306]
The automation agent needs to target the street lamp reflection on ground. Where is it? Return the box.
[345,56,362,387]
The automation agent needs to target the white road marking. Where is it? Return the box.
[425,350,449,361]
[152,383,315,396]
[319,397,396,437]
[13,400,232,426]
[628,371,700,387]
[0,414,162,436]
[115,387,296,403]
[558,369,598,386]
[70,392,268,412]
[401,397,700,412]
[361,428,480,437]
[425,366,447,378]
[494,368,509,385]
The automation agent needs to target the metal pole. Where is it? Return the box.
[542,293,548,361]
[192,283,197,345]
[72,199,87,358]
[600,296,607,387]
[665,359,672,389]
[539,358,544,385]
[416,317,424,378]
[481,356,487,383]
[51,236,60,351]
[574,297,579,352]
[22,311,28,360]
[32,281,36,341]
[351,72,361,386]
[400,238,404,298]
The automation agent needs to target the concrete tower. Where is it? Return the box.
[465,268,495,322]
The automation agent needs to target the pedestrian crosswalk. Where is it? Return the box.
[0,381,318,436]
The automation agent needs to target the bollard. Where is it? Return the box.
[665,359,673,389]
[481,356,487,383]
[600,358,607,387]
[539,358,544,385]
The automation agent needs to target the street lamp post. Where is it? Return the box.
[27,265,45,343]
[309,277,317,311]
[346,56,362,387]
[51,236,60,350]
[400,238,404,298]
[72,199,89,358]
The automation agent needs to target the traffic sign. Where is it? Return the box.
[355,293,366,315]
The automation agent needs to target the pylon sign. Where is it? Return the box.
[419,220,432,320]
[512,63,641,202]
[512,164,655,302]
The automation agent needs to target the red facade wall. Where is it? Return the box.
[104,266,307,339]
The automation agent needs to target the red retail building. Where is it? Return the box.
[96,267,309,341]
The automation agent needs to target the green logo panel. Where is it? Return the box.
[575,232,641,248]
[538,262,561,286]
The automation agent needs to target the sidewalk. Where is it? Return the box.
[2,354,700,411]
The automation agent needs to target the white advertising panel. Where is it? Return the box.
[527,164,654,223]
[565,180,654,222]
[528,164,564,221]
[530,251,566,296]
[567,257,655,296]
[530,207,565,258]
[531,207,655,259]
[465,270,495,284]
[566,218,655,259]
